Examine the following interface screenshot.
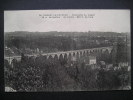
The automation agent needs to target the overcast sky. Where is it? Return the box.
[4,10,130,33]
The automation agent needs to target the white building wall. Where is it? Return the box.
[89,59,96,65]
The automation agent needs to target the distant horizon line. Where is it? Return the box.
[4,31,130,34]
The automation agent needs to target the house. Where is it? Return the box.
[89,56,96,65]
[118,62,129,67]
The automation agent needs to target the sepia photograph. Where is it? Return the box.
[4,10,131,92]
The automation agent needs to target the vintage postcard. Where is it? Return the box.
[4,10,131,92]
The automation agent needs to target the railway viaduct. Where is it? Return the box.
[4,46,113,65]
